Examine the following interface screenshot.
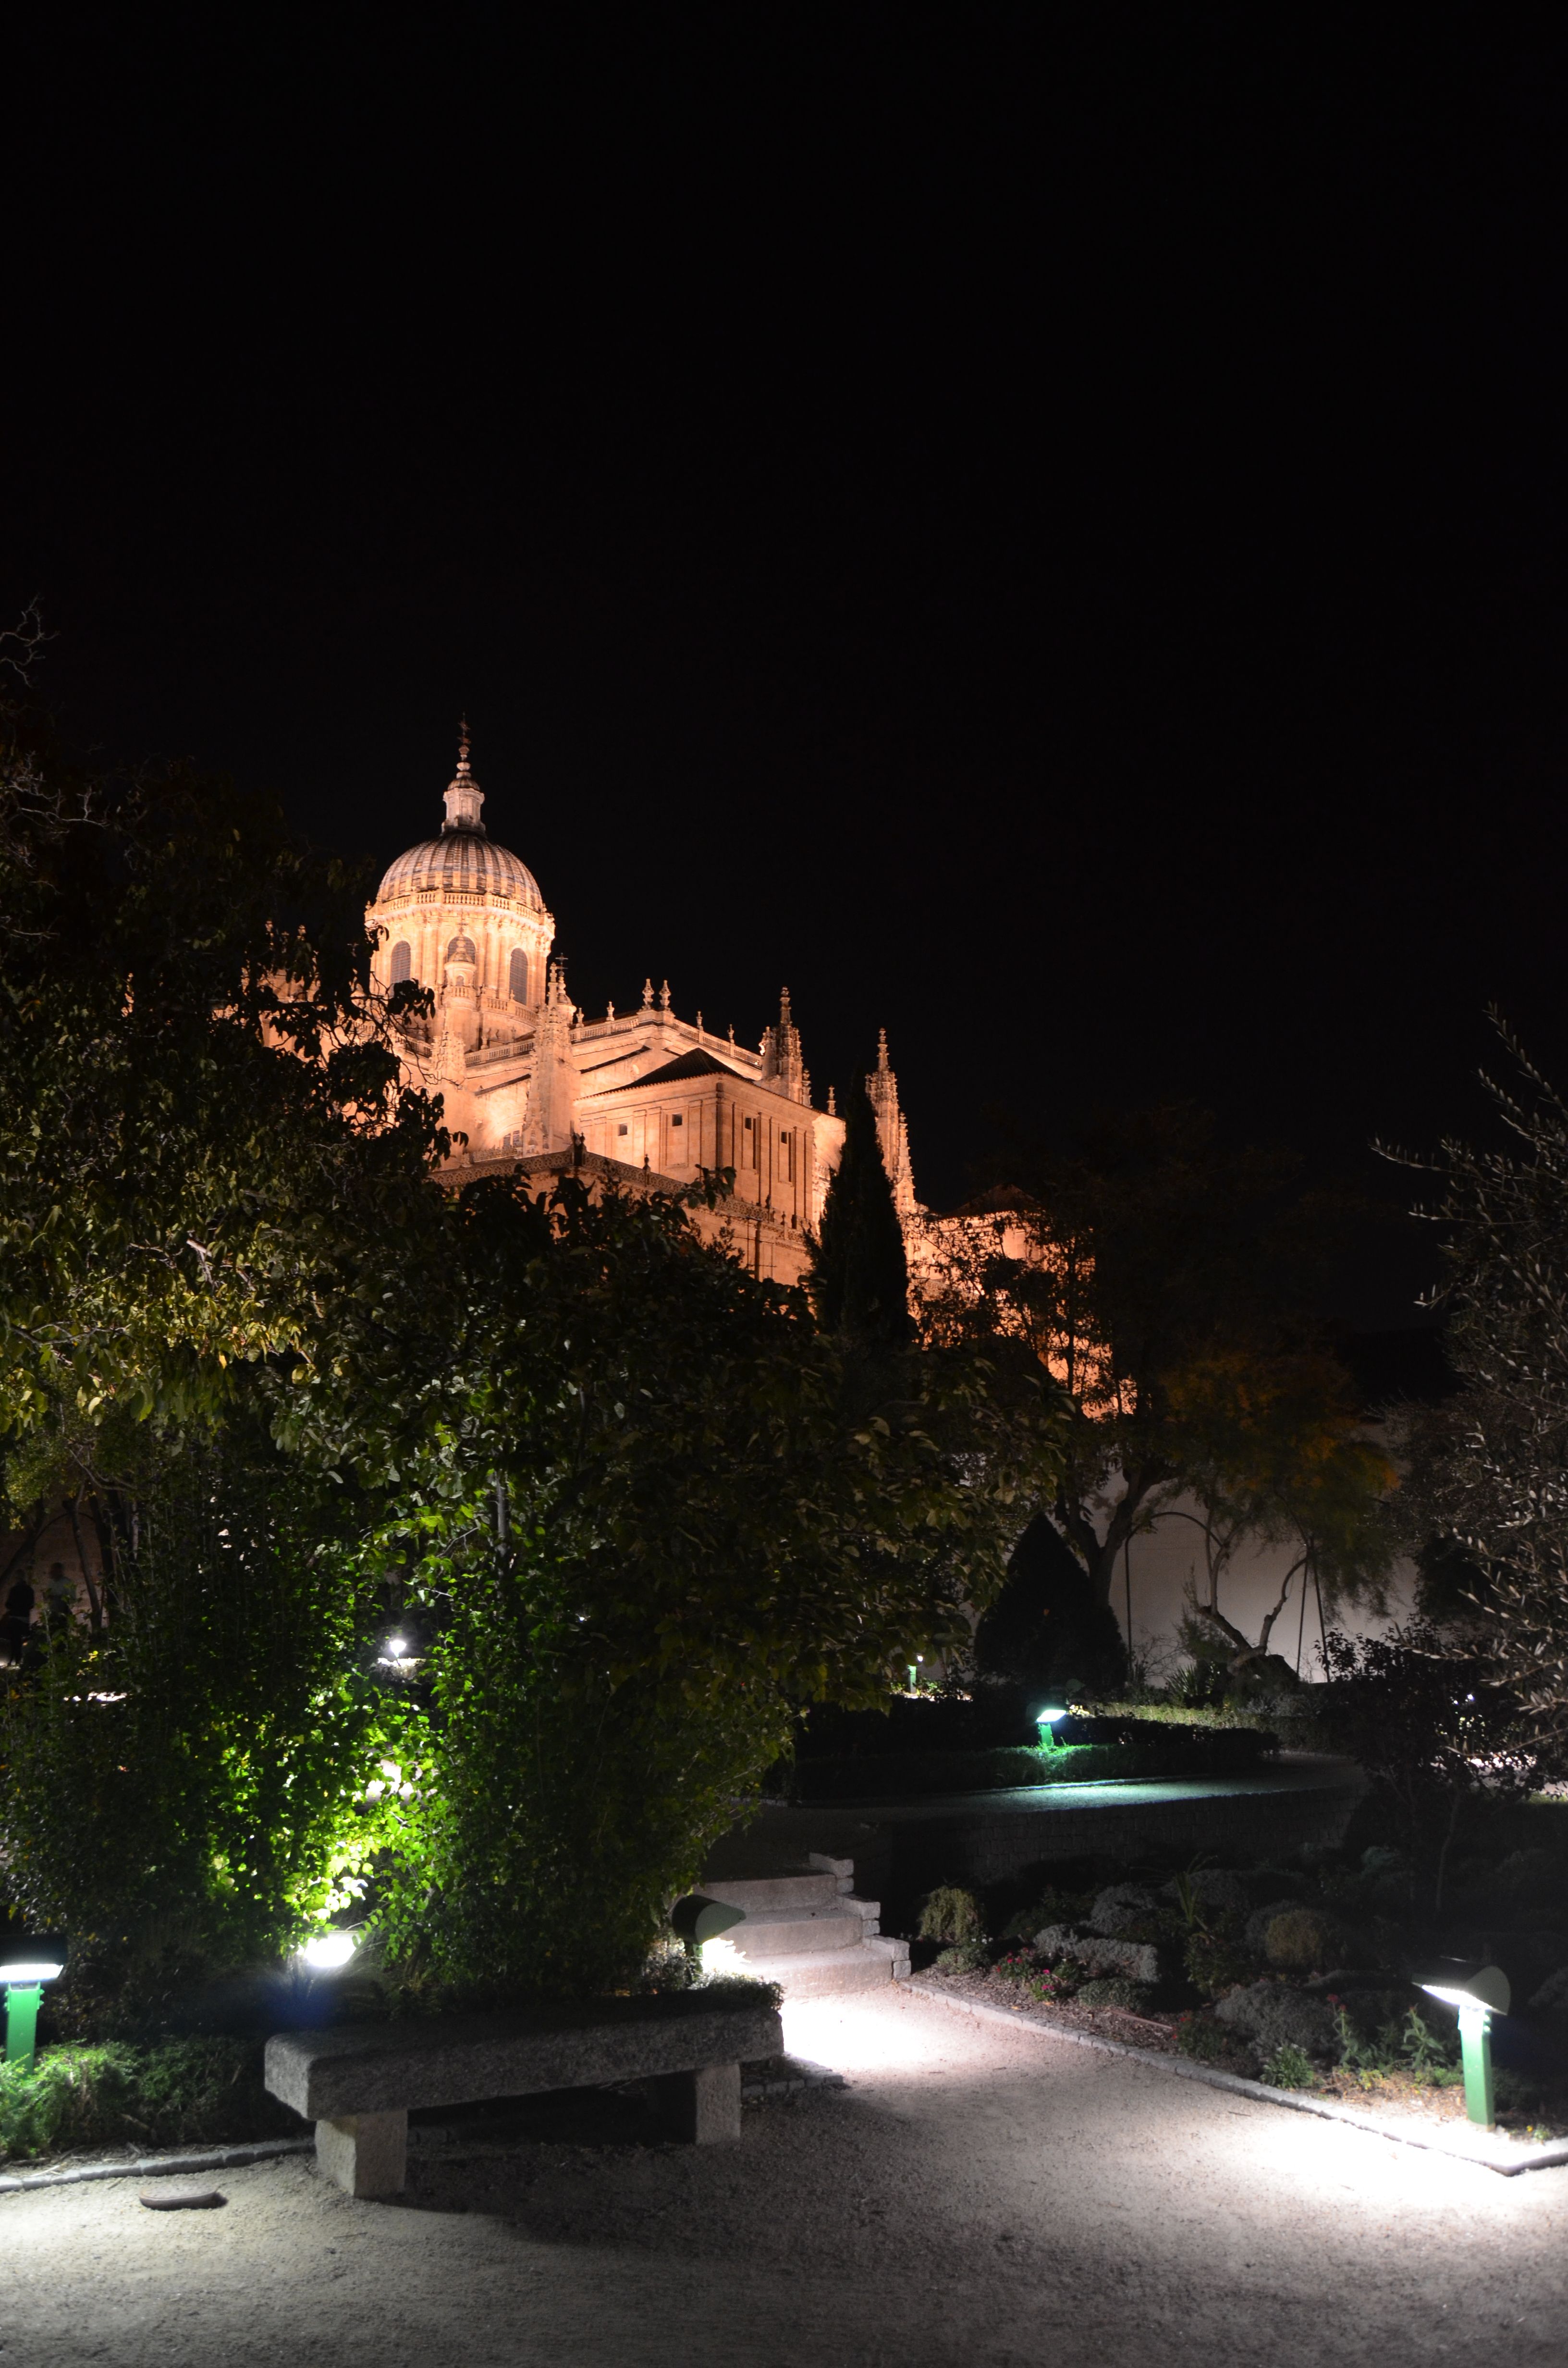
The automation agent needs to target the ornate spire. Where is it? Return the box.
[441,718,487,836]
[760,986,807,1104]
[866,1030,917,1212]
[642,977,654,1009]
[659,979,672,1012]
[523,955,577,1155]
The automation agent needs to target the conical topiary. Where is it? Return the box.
[810,1078,913,1350]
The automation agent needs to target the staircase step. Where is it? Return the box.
[740,1938,911,1998]
[729,1912,868,1957]
[701,1874,845,1912]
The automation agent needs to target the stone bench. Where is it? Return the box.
[264,1990,783,2198]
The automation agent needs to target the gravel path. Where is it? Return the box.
[3,1985,1567,2367]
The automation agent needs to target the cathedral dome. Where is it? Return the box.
[375,727,546,911]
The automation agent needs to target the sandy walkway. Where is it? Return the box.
[3,1985,1566,2367]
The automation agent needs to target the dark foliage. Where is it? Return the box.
[809,1080,913,1350]
[1317,1620,1559,1910]
[972,1513,1127,1697]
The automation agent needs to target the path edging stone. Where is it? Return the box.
[906,1975,1568,2178]
[0,2136,313,2197]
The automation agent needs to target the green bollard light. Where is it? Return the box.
[3,1984,43,2075]
[1457,2003,1496,2128]
[1419,1961,1510,2129]
[1,1940,66,2075]
[1035,1704,1066,1755]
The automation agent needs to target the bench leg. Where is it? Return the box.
[315,2109,408,2198]
[642,2061,741,2143]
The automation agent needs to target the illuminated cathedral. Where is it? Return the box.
[368,731,918,1283]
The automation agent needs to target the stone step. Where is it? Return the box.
[728,1911,871,1958]
[701,1874,845,1913]
[739,1937,911,1998]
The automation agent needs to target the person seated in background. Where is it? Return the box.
[42,1562,76,1628]
[1,1571,36,1665]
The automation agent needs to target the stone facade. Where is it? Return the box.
[368,732,919,1285]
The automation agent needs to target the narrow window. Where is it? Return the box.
[617,1122,629,1137]
[390,940,412,985]
[508,949,529,1002]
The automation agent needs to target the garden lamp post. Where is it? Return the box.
[1418,1961,1511,2128]
[1,1938,65,2074]
[1035,1704,1067,1755]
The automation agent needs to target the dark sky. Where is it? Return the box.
[7,11,1568,1323]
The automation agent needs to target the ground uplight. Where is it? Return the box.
[297,1931,358,1973]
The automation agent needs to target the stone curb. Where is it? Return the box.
[906,1976,1568,2178]
[0,2136,313,2197]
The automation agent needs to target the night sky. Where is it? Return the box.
[7,12,1568,1324]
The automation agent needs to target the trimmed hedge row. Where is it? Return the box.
[785,1726,1276,1801]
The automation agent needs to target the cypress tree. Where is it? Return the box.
[810,1078,913,1350]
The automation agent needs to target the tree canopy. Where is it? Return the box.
[1396,1026,1568,1750]
[1,709,1063,2010]
[915,1103,1389,1653]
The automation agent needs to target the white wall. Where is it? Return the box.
[1110,1486,1417,1683]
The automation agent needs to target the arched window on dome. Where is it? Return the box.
[509,949,529,1004]
[389,940,413,986]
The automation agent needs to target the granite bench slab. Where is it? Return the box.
[265,1992,783,2198]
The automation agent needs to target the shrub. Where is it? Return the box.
[934,1940,992,1974]
[1173,2011,1230,2062]
[1001,1886,1094,1941]
[1184,1927,1257,1999]
[918,1886,986,1944]
[1262,2043,1314,2089]
[0,1429,409,2035]
[992,1949,1043,1984]
[1263,1907,1350,1973]
[1075,1976,1157,2012]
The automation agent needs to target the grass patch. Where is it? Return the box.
[0,2039,297,2165]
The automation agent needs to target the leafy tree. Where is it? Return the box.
[1395,1027,1568,1751]
[0,701,442,2010]
[915,1104,1362,1621]
[0,718,443,1444]
[1163,1347,1396,1675]
[0,693,1061,2010]
[809,1079,913,1350]
[314,1172,1058,1998]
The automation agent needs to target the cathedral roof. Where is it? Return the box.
[375,725,546,910]
[616,1047,746,1090]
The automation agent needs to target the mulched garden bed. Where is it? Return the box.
[919,1960,1568,2143]
[921,1961,1182,2054]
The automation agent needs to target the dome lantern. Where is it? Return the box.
[442,716,485,836]
[373,724,547,911]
